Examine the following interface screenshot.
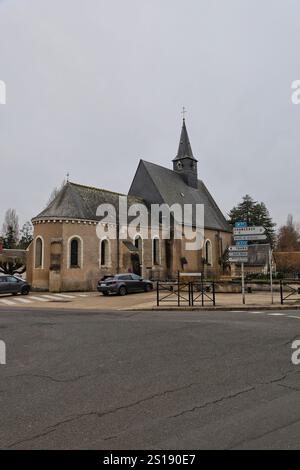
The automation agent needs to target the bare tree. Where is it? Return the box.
[276,215,300,251]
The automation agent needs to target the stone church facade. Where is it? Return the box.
[27,120,232,292]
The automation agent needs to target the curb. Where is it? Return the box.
[126,304,300,312]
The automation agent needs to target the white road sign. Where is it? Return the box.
[229,245,248,252]
[233,226,265,236]
[228,251,249,257]
[228,257,248,263]
[234,234,267,241]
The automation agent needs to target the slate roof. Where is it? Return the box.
[129,160,231,232]
[32,182,144,222]
[173,119,197,162]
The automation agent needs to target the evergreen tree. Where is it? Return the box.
[2,209,19,249]
[228,195,276,246]
[19,221,33,249]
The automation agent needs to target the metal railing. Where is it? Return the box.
[280,280,300,305]
[156,277,300,307]
[156,280,216,307]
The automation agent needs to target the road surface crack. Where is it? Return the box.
[167,386,256,419]
[7,373,89,383]
[228,415,300,449]
[5,380,208,448]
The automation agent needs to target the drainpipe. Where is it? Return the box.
[117,223,120,274]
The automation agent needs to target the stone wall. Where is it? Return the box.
[29,219,232,292]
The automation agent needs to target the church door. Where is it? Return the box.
[131,253,141,276]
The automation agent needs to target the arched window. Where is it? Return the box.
[205,240,213,266]
[100,239,110,266]
[69,237,82,268]
[70,239,79,267]
[35,237,43,268]
[134,235,142,254]
[153,238,160,265]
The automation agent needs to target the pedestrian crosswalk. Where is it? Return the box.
[0,292,87,307]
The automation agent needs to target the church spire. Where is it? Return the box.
[173,118,197,162]
[172,116,198,188]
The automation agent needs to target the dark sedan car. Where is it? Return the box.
[0,275,30,295]
[97,273,153,296]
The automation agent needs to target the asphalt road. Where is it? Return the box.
[1,307,300,449]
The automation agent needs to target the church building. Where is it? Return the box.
[27,119,232,292]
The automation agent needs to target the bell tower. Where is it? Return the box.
[172,116,198,188]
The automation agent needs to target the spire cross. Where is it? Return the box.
[181,106,187,119]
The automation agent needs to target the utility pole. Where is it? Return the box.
[241,262,245,305]
[269,248,274,304]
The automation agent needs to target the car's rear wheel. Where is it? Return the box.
[12,293,18,296]
[21,287,29,295]
[102,292,109,296]
[144,284,152,292]
[118,286,127,296]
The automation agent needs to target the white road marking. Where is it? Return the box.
[0,299,16,306]
[249,311,264,314]
[77,294,88,297]
[16,298,32,304]
[28,296,49,302]
[268,313,286,316]
[52,293,75,299]
[287,315,300,320]
[41,295,67,301]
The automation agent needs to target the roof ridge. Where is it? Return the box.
[68,181,142,199]
[141,160,175,173]
[199,180,230,230]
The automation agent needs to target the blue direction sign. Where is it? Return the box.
[236,240,248,246]
[235,221,247,228]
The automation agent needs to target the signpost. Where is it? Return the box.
[269,248,274,304]
[229,245,248,252]
[236,240,248,246]
[234,222,247,228]
[234,234,267,241]
[228,256,249,264]
[230,223,267,305]
[233,226,265,236]
[241,262,245,305]
[228,257,249,263]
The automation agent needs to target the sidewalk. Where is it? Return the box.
[1,290,300,311]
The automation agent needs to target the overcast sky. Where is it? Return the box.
[0,0,299,230]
